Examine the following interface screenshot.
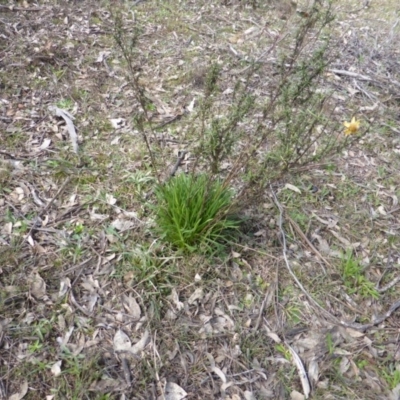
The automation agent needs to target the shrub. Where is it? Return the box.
[113,0,368,252]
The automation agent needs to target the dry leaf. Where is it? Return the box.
[339,357,350,374]
[290,390,305,400]
[58,278,70,298]
[9,380,28,400]
[113,330,132,352]
[110,218,134,231]
[30,272,47,299]
[266,332,281,343]
[377,205,387,215]
[109,118,125,129]
[122,294,141,320]
[285,183,302,194]
[308,359,319,384]
[164,382,187,400]
[1,222,13,235]
[287,343,310,399]
[48,106,78,153]
[106,193,117,205]
[51,360,62,377]
[243,391,257,400]
[169,288,184,311]
[95,51,110,63]
[130,330,149,355]
[188,287,203,305]
[38,138,52,151]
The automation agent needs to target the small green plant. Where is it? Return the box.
[326,332,335,355]
[56,98,74,110]
[340,250,379,299]
[154,173,239,252]
[381,364,400,390]
[275,343,291,361]
[118,245,174,293]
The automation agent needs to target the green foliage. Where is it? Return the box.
[381,364,400,389]
[154,173,239,252]
[193,63,256,174]
[340,250,379,299]
[113,1,369,254]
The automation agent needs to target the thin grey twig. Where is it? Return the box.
[253,283,275,332]
[170,151,187,178]
[272,186,400,332]
[329,69,372,81]
[271,186,340,325]
[376,274,400,293]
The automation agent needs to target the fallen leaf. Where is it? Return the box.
[122,294,141,320]
[9,380,28,400]
[164,381,187,400]
[285,183,302,194]
[169,288,184,311]
[308,359,319,384]
[95,51,110,63]
[106,194,117,205]
[58,278,70,298]
[113,330,132,352]
[51,360,62,377]
[48,106,78,153]
[287,343,310,399]
[290,390,305,400]
[188,287,203,305]
[243,391,257,400]
[339,357,350,374]
[110,118,125,129]
[30,272,46,299]
[130,330,149,355]
[38,138,52,151]
[110,218,134,231]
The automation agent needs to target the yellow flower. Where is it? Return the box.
[344,117,360,135]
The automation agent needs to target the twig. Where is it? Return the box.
[41,176,71,214]
[58,257,94,276]
[272,187,400,332]
[328,69,372,81]
[376,274,400,293]
[121,356,132,386]
[348,299,400,332]
[169,151,187,178]
[154,113,184,130]
[382,123,400,135]
[286,215,331,274]
[253,283,275,332]
[271,186,340,325]
[233,244,280,260]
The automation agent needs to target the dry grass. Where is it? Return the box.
[1,0,400,399]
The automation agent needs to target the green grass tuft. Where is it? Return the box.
[154,173,239,252]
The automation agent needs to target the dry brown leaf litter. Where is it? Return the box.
[1,0,400,399]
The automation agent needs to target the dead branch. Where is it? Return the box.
[329,69,372,81]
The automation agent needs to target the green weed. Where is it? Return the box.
[381,364,400,389]
[340,250,379,299]
[56,98,74,110]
